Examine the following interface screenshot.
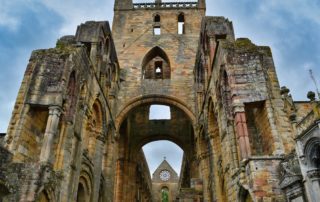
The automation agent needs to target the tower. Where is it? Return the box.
[112,0,206,114]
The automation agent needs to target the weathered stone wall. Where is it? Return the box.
[1,21,120,202]
[112,4,205,119]
[1,1,318,201]
[194,16,296,201]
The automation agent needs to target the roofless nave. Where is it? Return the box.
[0,0,320,201]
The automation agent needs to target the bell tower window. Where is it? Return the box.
[154,14,161,35]
[178,13,185,35]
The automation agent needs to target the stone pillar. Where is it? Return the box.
[124,160,137,201]
[40,106,62,163]
[115,159,124,202]
[234,106,251,159]
[92,135,105,202]
[307,170,320,202]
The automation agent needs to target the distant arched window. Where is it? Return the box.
[161,187,169,202]
[178,13,185,34]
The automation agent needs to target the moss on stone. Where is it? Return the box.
[235,38,255,48]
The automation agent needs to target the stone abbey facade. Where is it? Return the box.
[0,0,320,201]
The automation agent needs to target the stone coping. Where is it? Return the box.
[133,1,198,9]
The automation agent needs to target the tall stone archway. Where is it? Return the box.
[114,97,198,201]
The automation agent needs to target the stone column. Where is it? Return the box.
[307,170,320,202]
[234,105,251,160]
[115,159,125,202]
[40,106,62,163]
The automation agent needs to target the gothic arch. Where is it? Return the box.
[86,99,105,156]
[304,138,320,169]
[207,97,227,201]
[238,186,253,202]
[77,163,94,202]
[64,71,78,121]
[141,46,171,79]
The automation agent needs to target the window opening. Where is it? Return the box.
[77,183,86,202]
[154,14,161,35]
[311,143,320,169]
[154,14,161,23]
[178,13,185,35]
[154,26,161,35]
[155,61,163,79]
[149,105,171,120]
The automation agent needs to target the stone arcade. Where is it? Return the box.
[0,0,319,201]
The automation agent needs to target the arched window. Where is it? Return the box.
[77,183,86,202]
[178,13,185,35]
[77,174,92,202]
[154,14,161,35]
[306,138,320,169]
[65,71,77,121]
[87,100,104,157]
[309,142,320,169]
[142,46,171,79]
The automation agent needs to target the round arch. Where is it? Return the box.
[115,95,196,133]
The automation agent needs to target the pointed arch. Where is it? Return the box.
[65,71,78,121]
[83,98,105,157]
[142,46,171,79]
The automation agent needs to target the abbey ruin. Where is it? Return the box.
[0,0,319,201]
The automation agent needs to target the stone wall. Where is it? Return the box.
[1,21,120,202]
[112,3,205,119]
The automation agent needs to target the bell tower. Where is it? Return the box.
[112,0,206,113]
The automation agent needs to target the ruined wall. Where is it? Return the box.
[1,21,120,202]
[194,16,296,201]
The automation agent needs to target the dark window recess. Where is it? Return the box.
[155,61,163,79]
[83,42,92,56]
[154,14,160,23]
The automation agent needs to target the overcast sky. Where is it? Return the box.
[1,0,320,174]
